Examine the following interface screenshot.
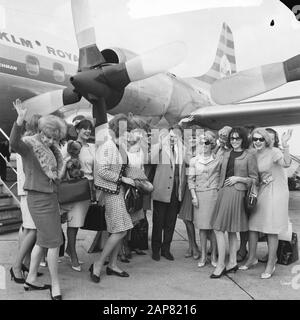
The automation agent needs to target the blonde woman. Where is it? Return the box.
[240,128,292,279]
[188,131,219,267]
[10,99,67,300]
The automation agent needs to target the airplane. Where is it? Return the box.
[2,0,300,144]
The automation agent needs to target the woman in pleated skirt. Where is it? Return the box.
[210,127,258,278]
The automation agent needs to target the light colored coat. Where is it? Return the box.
[151,143,185,203]
[188,154,221,192]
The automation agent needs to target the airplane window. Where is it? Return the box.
[26,55,40,76]
[53,62,65,82]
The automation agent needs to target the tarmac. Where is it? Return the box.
[0,192,300,300]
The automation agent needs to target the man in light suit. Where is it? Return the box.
[151,127,185,261]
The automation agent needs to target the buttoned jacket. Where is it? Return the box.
[188,154,221,192]
[151,143,185,203]
[218,149,258,190]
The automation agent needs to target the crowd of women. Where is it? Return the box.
[8,98,294,299]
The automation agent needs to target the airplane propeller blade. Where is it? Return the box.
[23,88,81,121]
[126,41,187,82]
[71,0,96,49]
[210,54,300,104]
[71,41,187,96]
[71,0,105,71]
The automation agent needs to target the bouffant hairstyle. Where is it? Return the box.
[218,125,232,138]
[204,130,217,149]
[265,127,279,148]
[38,115,67,141]
[108,114,134,138]
[25,114,42,136]
[251,128,272,148]
[227,126,249,150]
[75,119,93,131]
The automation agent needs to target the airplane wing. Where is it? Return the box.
[189,96,300,130]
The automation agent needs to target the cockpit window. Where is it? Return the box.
[53,62,65,82]
[26,55,40,76]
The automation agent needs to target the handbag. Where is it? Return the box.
[58,178,91,204]
[244,182,258,217]
[81,203,107,231]
[128,216,149,251]
[277,232,299,265]
[124,185,144,215]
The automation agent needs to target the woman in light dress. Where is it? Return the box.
[239,128,292,279]
[61,119,95,272]
[188,131,219,267]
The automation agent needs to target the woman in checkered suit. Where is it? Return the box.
[90,114,147,282]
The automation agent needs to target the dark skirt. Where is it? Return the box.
[27,191,63,248]
[211,186,248,232]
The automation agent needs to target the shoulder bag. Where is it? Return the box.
[124,185,144,215]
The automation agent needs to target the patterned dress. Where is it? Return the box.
[95,138,147,233]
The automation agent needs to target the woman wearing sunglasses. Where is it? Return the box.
[239,128,292,279]
[188,131,219,268]
[210,127,258,278]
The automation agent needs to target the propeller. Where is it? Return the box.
[22,0,187,124]
[210,54,300,105]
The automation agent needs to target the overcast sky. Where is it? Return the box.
[1,0,300,153]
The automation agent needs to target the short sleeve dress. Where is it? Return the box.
[248,148,289,234]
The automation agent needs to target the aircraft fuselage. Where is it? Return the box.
[0,30,212,140]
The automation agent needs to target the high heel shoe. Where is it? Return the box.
[238,259,259,271]
[260,266,276,279]
[71,265,81,272]
[193,251,201,260]
[226,265,239,274]
[120,257,130,263]
[50,287,62,300]
[24,281,51,291]
[211,260,218,268]
[197,259,207,268]
[210,268,226,279]
[10,267,25,284]
[106,266,129,277]
[184,249,193,258]
[21,264,43,277]
[88,264,100,283]
[133,249,147,255]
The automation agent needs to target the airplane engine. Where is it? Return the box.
[101,48,137,63]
